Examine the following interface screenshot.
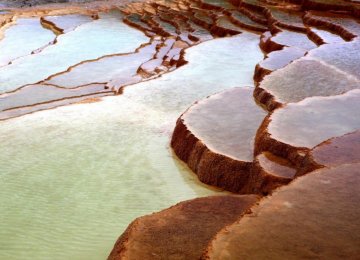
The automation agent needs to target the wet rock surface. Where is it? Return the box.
[299,130,360,174]
[110,0,359,258]
[171,87,267,193]
[203,164,360,260]
[0,0,359,258]
[256,89,360,167]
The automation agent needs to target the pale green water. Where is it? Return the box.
[0,33,263,259]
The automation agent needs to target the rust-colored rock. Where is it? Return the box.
[253,46,306,83]
[171,87,267,193]
[259,31,285,53]
[303,11,359,41]
[255,90,360,167]
[108,195,259,260]
[299,130,360,175]
[203,163,360,259]
[249,152,296,194]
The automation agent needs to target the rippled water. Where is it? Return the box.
[0,33,262,259]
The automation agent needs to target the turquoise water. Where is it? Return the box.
[0,33,263,259]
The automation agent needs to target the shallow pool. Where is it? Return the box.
[0,32,263,259]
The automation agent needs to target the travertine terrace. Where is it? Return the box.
[0,0,359,259]
[111,0,360,258]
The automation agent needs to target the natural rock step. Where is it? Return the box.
[211,16,242,36]
[187,20,214,41]
[171,87,268,193]
[0,17,56,67]
[0,12,12,30]
[142,13,173,37]
[157,11,196,42]
[237,0,267,12]
[303,11,359,41]
[300,130,360,175]
[45,39,160,88]
[259,31,284,53]
[118,2,140,14]
[191,9,216,30]
[249,151,297,194]
[108,195,259,260]
[0,92,108,121]
[138,38,186,77]
[260,0,301,7]
[0,83,111,113]
[255,57,360,110]
[270,29,318,50]
[154,38,176,59]
[199,0,236,11]
[138,58,166,77]
[255,39,360,110]
[302,0,359,15]
[254,46,306,83]
[227,10,268,32]
[0,10,150,94]
[40,14,94,34]
[123,13,154,33]
[203,163,360,259]
[307,40,360,81]
[163,40,189,66]
[237,6,268,26]
[255,89,360,167]
[265,7,306,32]
[108,75,143,93]
[162,10,210,40]
[152,16,178,36]
[306,27,345,45]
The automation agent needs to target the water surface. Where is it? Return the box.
[0,18,56,66]
[0,11,148,93]
[0,32,263,259]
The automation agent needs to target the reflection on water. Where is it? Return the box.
[0,33,262,259]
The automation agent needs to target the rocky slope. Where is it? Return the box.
[1,0,359,258]
[108,0,360,258]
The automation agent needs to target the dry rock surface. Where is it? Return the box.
[108,195,259,260]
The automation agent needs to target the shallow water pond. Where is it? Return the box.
[0,32,263,259]
[0,11,148,93]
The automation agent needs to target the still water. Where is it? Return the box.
[0,31,262,259]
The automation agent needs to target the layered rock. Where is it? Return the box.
[255,90,360,167]
[255,57,360,110]
[2,0,359,258]
[203,163,360,259]
[171,87,268,193]
[299,130,360,174]
[108,195,259,260]
[253,46,306,82]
